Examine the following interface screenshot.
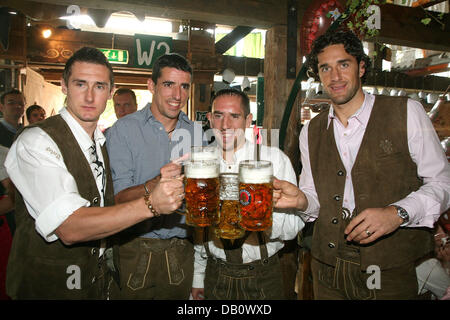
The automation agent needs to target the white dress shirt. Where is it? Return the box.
[5,107,107,242]
[193,140,305,288]
[299,93,450,227]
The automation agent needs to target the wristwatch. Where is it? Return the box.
[393,205,409,225]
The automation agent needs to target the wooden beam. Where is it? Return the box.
[413,0,448,8]
[16,0,287,29]
[215,26,254,54]
[25,25,187,65]
[221,56,263,76]
[374,4,450,52]
[365,69,450,92]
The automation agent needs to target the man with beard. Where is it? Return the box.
[273,30,450,299]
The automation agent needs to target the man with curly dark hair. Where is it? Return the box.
[273,30,450,299]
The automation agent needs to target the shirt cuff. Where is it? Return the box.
[192,273,205,289]
[35,193,90,242]
[392,197,440,229]
[297,192,319,222]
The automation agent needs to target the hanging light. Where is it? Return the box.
[257,58,264,78]
[408,92,420,101]
[242,76,250,91]
[427,93,438,104]
[379,88,389,95]
[418,91,426,99]
[222,68,235,84]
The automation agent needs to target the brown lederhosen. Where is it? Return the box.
[203,231,284,300]
[109,236,194,300]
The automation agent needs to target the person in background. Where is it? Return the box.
[106,53,202,299]
[191,89,304,300]
[0,145,14,300]
[4,47,184,299]
[113,88,138,120]
[416,211,450,299]
[273,29,450,299]
[0,89,25,147]
[26,104,46,125]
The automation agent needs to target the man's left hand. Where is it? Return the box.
[344,206,404,244]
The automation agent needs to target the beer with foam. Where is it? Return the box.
[184,147,220,227]
[238,160,273,231]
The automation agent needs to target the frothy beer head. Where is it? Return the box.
[190,146,219,161]
[239,160,273,184]
[185,160,219,179]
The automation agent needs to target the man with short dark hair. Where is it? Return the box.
[273,30,450,299]
[26,104,46,125]
[0,89,25,148]
[5,47,184,299]
[106,53,202,299]
[112,88,137,119]
[191,89,304,300]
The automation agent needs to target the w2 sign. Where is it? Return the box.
[134,34,172,68]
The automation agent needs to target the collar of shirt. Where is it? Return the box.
[0,118,22,134]
[326,92,375,129]
[218,140,256,173]
[142,102,191,128]
[59,107,106,154]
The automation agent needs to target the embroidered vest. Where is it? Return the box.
[308,95,434,270]
[6,115,115,299]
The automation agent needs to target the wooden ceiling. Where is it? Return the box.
[1,0,449,90]
[2,0,449,51]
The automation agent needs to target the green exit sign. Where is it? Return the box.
[99,48,129,64]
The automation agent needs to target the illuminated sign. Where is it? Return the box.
[99,48,129,64]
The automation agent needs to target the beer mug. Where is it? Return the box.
[215,173,245,239]
[238,160,273,231]
[184,147,220,227]
[190,146,219,161]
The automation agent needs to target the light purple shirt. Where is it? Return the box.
[299,93,450,228]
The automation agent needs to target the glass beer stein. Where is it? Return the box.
[184,147,220,227]
[238,160,273,231]
[215,173,245,239]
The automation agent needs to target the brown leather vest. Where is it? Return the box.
[6,115,115,299]
[308,95,433,270]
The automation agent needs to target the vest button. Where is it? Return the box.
[337,170,344,176]
[92,197,99,204]
[262,258,269,264]
[331,218,338,224]
[333,195,341,201]
[328,242,335,248]
[91,248,98,255]
[248,265,254,270]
